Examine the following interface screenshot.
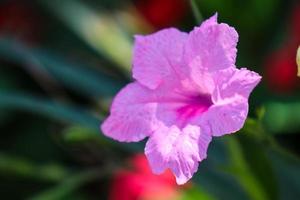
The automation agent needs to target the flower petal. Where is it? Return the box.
[184,13,238,72]
[199,67,261,137]
[200,101,249,137]
[102,81,209,142]
[101,82,159,142]
[212,67,262,103]
[145,124,211,184]
[133,28,188,89]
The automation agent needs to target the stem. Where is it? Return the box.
[190,0,203,23]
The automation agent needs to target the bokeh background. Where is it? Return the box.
[0,0,300,199]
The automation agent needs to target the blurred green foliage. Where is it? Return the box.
[0,0,299,199]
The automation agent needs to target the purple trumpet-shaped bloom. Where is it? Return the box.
[101,14,261,184]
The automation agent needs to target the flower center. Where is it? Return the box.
[176,94,213,125]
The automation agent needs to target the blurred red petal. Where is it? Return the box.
[108,154,180,200]
[291,3,300,40]
[265,46,299,92]
[136,0,188,29]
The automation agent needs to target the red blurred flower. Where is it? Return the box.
[265,46,299,92]
[109,154,181,200]
[135,0,188,29]
[264,3,300,93]
[291,3,300,41]
[0,0,40,43]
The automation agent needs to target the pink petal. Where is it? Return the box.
[142,82,214,128]
[102,81,208,142]
[184,13,238,72]
[200,101,249,137]
[145,124,211,184]
[199,67,261,137]
[212,67,262,102]
[101,82,159,142]
[186,66,215,95]
[133,28,188,90]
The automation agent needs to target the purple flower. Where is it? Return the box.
[101,14,261,184]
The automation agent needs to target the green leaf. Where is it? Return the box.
[0,39,125,97]
[0,91,144,152]
[181,186,216,200]
[193,138,249,200]
[0,152,69,182]
[198,0,280,31]
[269,150,300,199]
[28,170,100,200]
[238,134,278,200]
[264,102,300,134]
[255,106,266,121]
[226,136,274,200]
[62,125,118,148]
[63,126,101,143]
[0,91,100,129]
[40,0,133,73]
